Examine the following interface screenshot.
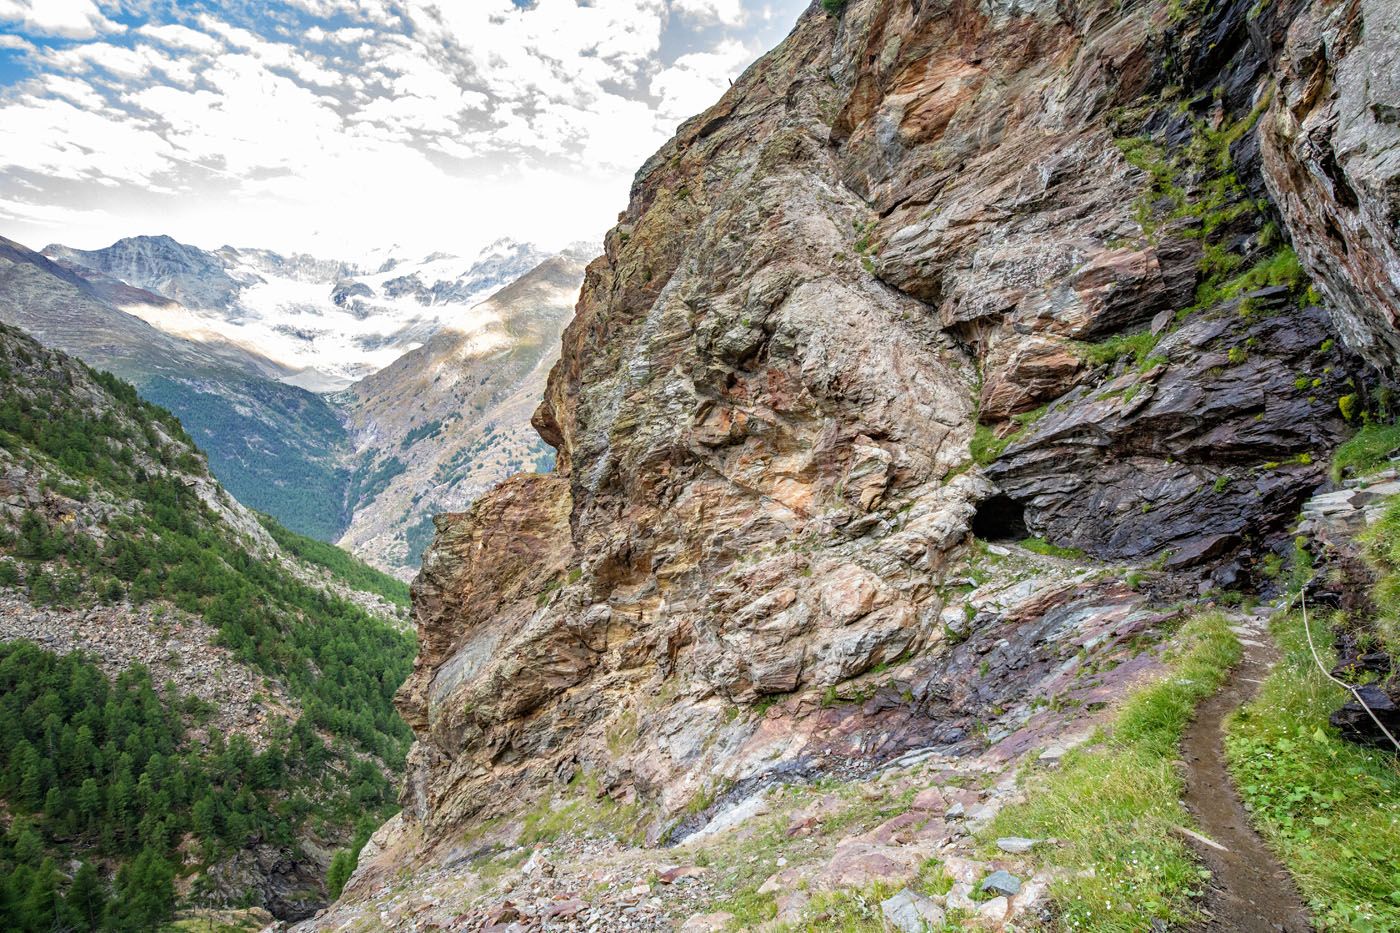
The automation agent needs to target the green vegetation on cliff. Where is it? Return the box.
[1332,419,1400,483]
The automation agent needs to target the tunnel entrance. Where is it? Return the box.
[971,493,1028,542]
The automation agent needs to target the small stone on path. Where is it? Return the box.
[980,869,1022,897]
[881,888,946,932]
[995,836,1038,854]
[681,912,733,932]
[978,895,1009,922]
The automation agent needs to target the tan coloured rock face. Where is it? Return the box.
[381,0,1398,877]
[398,1,985,846]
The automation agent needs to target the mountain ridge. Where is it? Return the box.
[2,231,586,573]
[44,234,555,389]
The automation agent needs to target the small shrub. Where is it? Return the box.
[1074,330,1162,369]
[1338,393,1360,421]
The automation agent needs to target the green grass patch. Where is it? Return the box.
[517,773,644,847]
[985,611,1242,930]
[1332,421,1400,483]
[1361,495,1400,666]
[1075,330,1163,370]
[1226,610,1400,931]
[971,404,1050,466]
[1019,537,1087,560]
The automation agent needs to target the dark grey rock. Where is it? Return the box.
[980,869,1022,898]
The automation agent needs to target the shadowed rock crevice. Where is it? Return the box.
[969,493,1027,542]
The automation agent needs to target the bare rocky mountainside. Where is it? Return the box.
[340,253,589,576]
[0,321,416,924]
[306,0,1400,929]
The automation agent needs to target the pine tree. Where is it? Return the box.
[62,861,105,932]
[106,846,174,930]
[76,778,101,827]
[326,848,355,899]
[19,859,58,932]
[12,827,42,866]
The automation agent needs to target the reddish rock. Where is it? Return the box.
[543,898,585,921]
[657,865,706,884]
[978,336,1083,422]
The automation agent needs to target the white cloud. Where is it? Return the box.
[651,39,752,122]
[136,23,224,54]
[0,0,810,257]
[0,0,119,39]
[0,195,114,229]
[672,0,748,26]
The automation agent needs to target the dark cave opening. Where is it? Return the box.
[971,493,1028,541]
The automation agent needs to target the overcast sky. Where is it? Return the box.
[0,0,808,260]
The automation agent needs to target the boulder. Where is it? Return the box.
[881,888,947,932]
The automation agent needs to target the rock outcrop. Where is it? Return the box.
[344,0,1399,912]
[1260,0,1400,374]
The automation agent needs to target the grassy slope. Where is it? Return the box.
[1330,420,1400,484]
[1223,497,1400,932]
[985,612,1241,931]
[255,511,410,608]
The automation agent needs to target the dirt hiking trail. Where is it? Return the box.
[1180,611,1313,932]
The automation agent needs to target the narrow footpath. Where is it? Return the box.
[1180,610,1313,932]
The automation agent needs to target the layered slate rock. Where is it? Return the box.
[989,302,1358,570]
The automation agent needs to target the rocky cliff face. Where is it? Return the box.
[1260,0,1400,374]
[341,0,1397,911]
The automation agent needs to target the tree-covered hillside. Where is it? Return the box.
[0,321,415,926]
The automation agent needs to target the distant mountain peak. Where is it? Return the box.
[37,233,555,388]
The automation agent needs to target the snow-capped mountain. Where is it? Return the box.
[42,235,551,390]
[14,230,592,571]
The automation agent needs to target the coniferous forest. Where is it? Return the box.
[0,322,415,927]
